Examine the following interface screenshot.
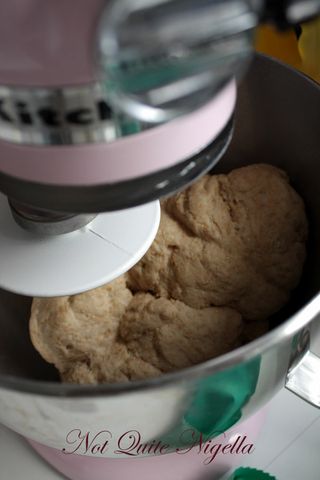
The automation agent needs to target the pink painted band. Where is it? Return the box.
[0,81,236,186]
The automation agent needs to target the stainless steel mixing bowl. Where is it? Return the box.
[0,54,319,457]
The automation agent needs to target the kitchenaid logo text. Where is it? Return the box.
[62,429,255,465]
[0,98,112,127]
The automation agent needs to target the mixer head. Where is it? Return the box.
[0,0,318,297]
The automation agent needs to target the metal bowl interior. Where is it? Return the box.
[0,54,320,397]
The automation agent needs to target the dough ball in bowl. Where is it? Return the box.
[128,164,308,321]
[30,287,243,384]
[29,163,308,385]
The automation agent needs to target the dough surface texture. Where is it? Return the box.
[29,164,308,384]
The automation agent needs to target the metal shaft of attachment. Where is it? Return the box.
[9,199,96,235]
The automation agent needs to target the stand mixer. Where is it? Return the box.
[0,0,318,298]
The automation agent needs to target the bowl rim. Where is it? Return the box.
[1,53,320,398]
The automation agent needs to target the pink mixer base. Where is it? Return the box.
[28,408,268,480]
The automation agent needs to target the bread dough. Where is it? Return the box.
[30,289,242,384]
[128,164,308,320]
[30,276,133,382]
[29,164,308,384]
[119,294,243,373]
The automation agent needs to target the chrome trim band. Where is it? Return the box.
[9,200,97,235]
[0,83,144,145]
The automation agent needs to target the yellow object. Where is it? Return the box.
[299,18,320,82]
[255,22,320,83]
[255,25,301,69]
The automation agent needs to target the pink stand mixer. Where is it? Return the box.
[0,1,320,480]
[0,0,240,297]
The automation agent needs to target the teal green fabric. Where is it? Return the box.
[228,467,277,479]
[184,357,261,437]
[157,356,261,450]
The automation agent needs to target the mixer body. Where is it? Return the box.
[0,1,243,296]
[0,0,249,217]
[0,0,317,216]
